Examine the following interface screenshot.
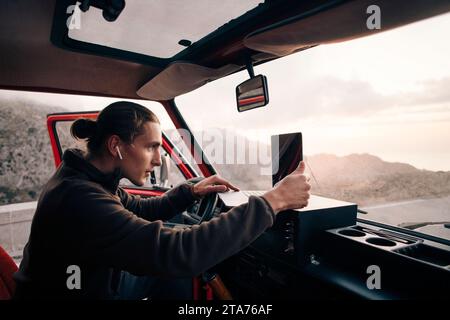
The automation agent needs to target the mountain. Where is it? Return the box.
[166,128,272,190]
[1,103,449,207]
[305,153,450,206]
[169,128,450,206]
[0,99,66,204]
[306,153,418,182]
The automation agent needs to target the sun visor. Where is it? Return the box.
[244,0,450,57]
[137,62,240,101]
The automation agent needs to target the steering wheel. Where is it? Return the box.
[194,192,219,223]
[183,178,219,224]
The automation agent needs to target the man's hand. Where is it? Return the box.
[192,175,240,198]
[262,161,311,214]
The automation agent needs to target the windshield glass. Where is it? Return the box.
[177,13,450,240]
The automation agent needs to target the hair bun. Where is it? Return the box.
[70,118,98,140]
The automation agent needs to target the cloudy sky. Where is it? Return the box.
[177,12,450,171]
[1,11,449,171]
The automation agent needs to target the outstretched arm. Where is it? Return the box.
[118,175,239,221]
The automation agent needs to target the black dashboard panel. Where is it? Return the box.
[216,196,450,299]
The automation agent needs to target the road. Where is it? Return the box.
[361,196,450,240]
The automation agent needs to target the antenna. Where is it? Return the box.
[304,156,321,193]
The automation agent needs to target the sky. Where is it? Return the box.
[176,12,450,171]
[1,12,449,171]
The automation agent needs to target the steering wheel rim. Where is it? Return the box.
[195,192,219,223]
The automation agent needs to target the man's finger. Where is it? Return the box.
[206,185,228,193]
[210,176,240,191]
[295,161,306,174]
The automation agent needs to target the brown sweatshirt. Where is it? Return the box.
[13,149,275,299]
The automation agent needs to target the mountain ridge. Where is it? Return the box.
[1,101,449,206]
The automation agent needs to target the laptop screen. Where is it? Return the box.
[271,132,303,186]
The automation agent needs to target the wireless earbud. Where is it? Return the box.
[116,146,123,160]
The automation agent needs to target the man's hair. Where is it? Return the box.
[70,101,160,155]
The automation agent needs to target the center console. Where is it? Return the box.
[216,195,450,299]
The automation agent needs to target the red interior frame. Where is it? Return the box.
[161,101,214,177]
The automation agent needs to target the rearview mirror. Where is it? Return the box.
[236,75,269,112]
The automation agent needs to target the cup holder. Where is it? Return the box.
[338,229,366,237]
[366,237,397,247]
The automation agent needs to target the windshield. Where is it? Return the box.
[176,13,450,240]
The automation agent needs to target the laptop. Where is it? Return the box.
[218,132,303,207]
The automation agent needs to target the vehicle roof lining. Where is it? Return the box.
[0,0,163,100]
[244,0,450,57]
[137,62,241,101]
[1,1,449,100]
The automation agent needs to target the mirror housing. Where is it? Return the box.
[236,74,269,112]
[149,153,171,188]
[159,153,171,187]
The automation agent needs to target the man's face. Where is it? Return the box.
[120,121,162,186]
